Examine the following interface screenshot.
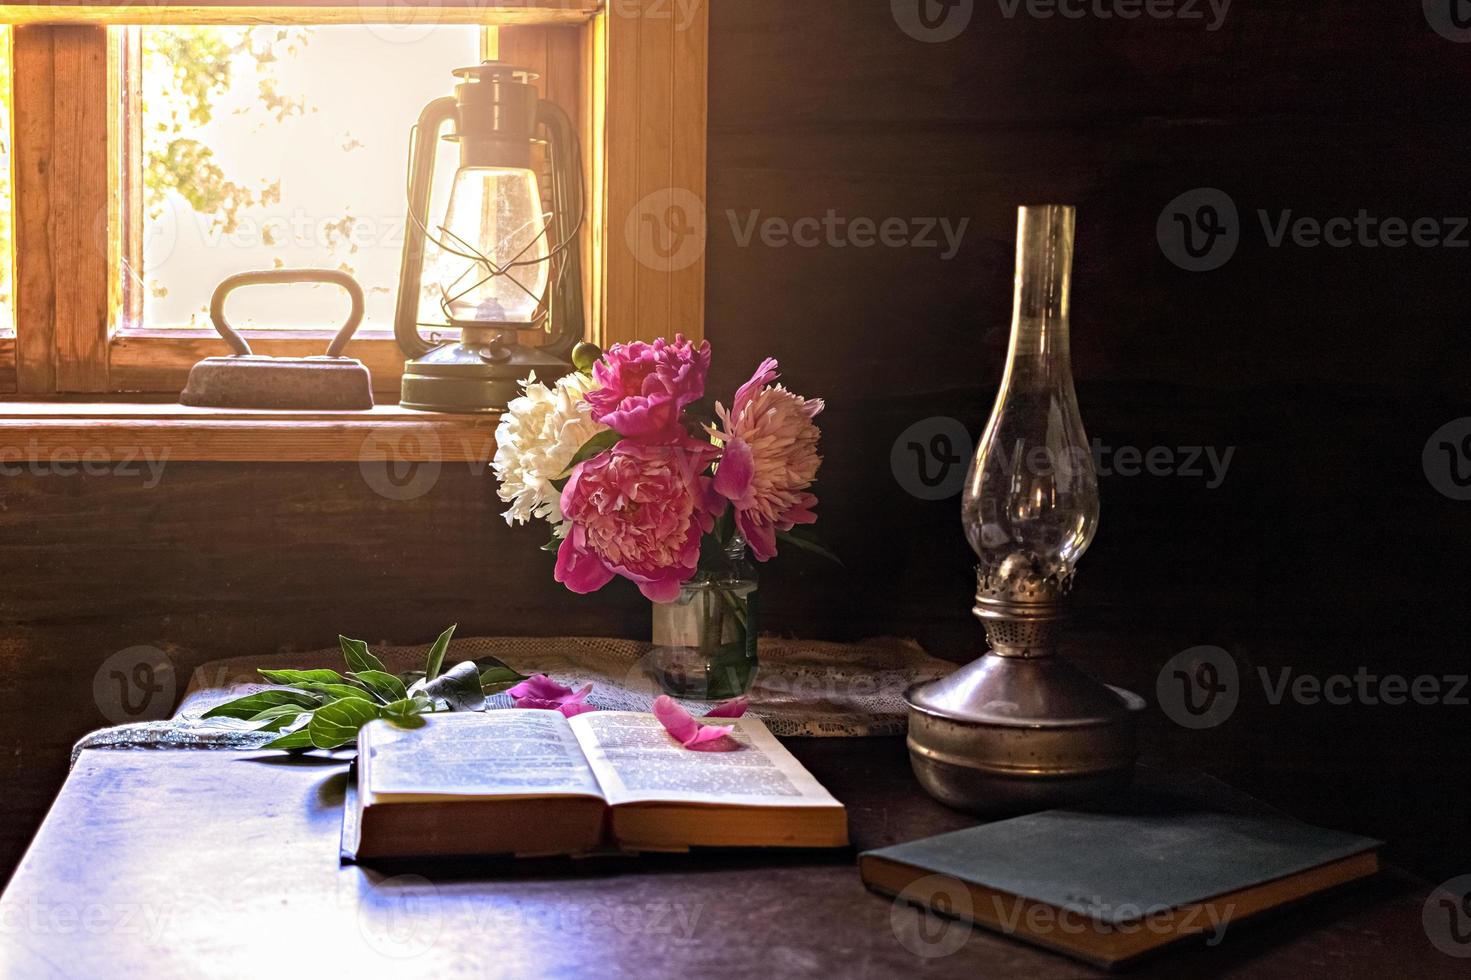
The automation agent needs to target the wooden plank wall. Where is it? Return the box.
[2,0,1469,883]
[599,0,707,345]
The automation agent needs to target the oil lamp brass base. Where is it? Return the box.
[905,650,1144,816]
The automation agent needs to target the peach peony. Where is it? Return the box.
[709,358,824,561]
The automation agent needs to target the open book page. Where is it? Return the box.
[361,711,604,803]
[569,711,842,808]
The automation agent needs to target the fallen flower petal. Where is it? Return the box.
[702,696,750,719]
[512,697,599,718]
[507,675,592,705]
[654,695,735,748]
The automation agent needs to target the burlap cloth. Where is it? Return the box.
[72,636,955,764]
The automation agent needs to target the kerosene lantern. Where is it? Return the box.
[393,62,584,412]
[905,205,1145,814]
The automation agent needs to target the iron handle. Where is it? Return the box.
[209,269,366,358]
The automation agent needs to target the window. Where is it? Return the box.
[0,3,708,402]
[131,25,481,333]
[0,27,13,337]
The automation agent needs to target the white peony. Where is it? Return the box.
[493,371,609,537]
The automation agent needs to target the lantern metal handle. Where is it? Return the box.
[394,95,459,360]
[536,98,585,361]
[210,269,366,358]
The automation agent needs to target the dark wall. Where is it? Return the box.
[703,0,1470,879]
[3,1,1469,882]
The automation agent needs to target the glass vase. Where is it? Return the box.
[647,535,758,700]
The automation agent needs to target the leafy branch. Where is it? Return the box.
[203,625,529,750]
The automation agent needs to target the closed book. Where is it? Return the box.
[860,784,1380,970]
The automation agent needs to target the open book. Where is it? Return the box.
[343,710,849,860]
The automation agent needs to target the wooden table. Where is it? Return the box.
[0,738,1456,979]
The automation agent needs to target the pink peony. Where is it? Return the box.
[555,435,722,602]
[584,334,711,440]
[709,358,824,562]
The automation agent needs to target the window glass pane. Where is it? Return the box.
[138,26,478,331]
[0,28,13,337]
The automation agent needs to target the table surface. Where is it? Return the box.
[0,737,1456,979]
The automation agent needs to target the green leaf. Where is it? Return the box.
[307,697,382,749]
[776,528,843,566]
[339,635,386,674]
[555,429,621,479]
[420,660,486,712]
[349,670,408,703]
[381,696,433,724]
[262,728,315,751]
[257,668,345,686]
[541,539,561,553]
[423,624,457,682]
[297,682,378,703]
[248,705,312,733]
[202,689,322,720]
[478,665,528,696]
[382,695,433,718]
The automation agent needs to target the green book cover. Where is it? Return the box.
[861,778,1380,969]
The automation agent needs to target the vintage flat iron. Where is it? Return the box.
[180,269,374,410]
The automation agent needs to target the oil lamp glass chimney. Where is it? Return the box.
[963,204,1099,630]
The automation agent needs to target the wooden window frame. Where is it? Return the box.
[0,0,708,401]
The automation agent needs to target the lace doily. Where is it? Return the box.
[73,636,955,764]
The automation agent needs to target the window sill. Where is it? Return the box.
[0,402,499,462]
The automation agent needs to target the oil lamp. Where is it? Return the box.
[393,62,584,412]
[905,204,1144,814]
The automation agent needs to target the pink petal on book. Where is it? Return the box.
[507,674,573,701]
[703,696,750,718]
[512,697,598,717]
[654,695,735,748]
[507,676,594,708]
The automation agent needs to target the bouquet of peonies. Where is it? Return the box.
[492,335,829,602]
